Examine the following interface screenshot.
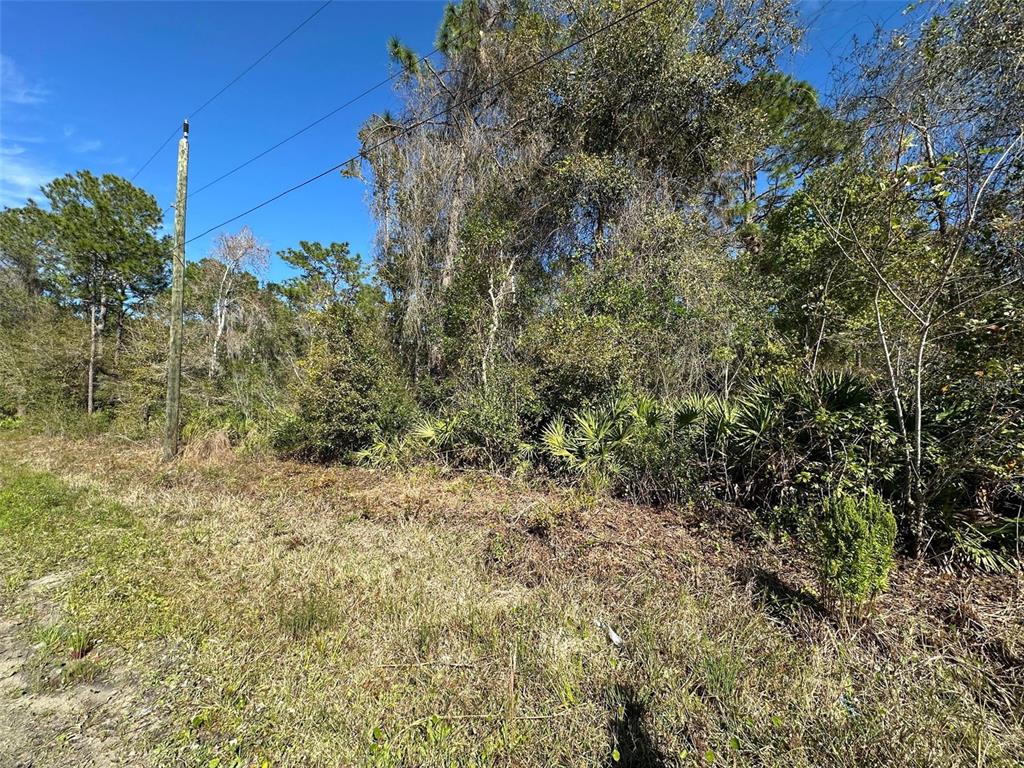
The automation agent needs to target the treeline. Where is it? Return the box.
[2,0,1021,591]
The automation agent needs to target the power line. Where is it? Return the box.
[185,0,899,245]
[182,45,446,205]
[188,0,333,121]
[130,0,333,182]
[186,0,669,244]
[131,126,181,183]
[824,0,908,60]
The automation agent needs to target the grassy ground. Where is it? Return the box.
[0,430,1021,767]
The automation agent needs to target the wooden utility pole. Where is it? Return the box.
[163,120,189,461]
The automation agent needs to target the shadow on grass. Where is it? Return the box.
[737,565,824,625]
[606,684,668,768]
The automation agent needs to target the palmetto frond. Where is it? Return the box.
[540,415,575,461]
[812,369,871,412]
[411,415,457,449]
[673,393,715,429]
[630,393,665,433]
[734,392,778,450]
[572,409,607,448]
[354,434,410,468]
[704,395,737,441]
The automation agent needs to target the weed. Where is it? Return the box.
[68,628,95,659]
[63,657,102,685]
[813,489,896,613]
[277,589,335,640]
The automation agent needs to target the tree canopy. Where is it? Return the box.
[1,0,1020,570]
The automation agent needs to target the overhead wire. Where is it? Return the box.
[185,0,919,245]
[185,0,670,244]
[129,0,334,181]
[179,44,449,206]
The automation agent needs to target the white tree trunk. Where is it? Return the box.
[87,289,107,415]
[210,264,233,377]
[87,300,97,415]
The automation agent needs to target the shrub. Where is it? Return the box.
[0,298,89,422]
[525,312,636,420]
[540,394,694,502]
[272,303,414,462]
[701,369,899,521]
[371,394,532,473]
[182,404,251,444]
[813,489,897,612]
[540,399,633,494]
[439,367,539,470]
[357,364,539,472]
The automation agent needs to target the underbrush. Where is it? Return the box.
[0,434,1021,766]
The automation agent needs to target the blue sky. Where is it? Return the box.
[1,0,907,282]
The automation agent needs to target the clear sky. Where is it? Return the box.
[1,0,906,282]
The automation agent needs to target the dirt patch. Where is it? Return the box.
[0,619,117,767]
[0,576,133,768]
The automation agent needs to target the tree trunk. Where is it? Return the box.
[482,256,516,391]
[87,290,106,414]
[908,320,931,557]
[210,304,226,377]
[88,300,97,415]
[113,306,124,368]
[874,289,921,553]
[210,264,233,377]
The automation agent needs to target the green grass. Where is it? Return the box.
[0,440,1021,767]
[0,464,174,644]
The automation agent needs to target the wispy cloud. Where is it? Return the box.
[0,55,48,106]
[0,132,45,145]
[72,138,102,153]
[0,57,55,207]
[0,145,53,208]
[0,57,101,207]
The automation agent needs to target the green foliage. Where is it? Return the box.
[436,0,486,55]
[813,490,897,611]
[0,202,53,295]
[3,0,1021,570]
[723,369,899,511]
[274,301,415,462]
[538,371,894,510]
[541,398,634,493]
[354,433,416,470]
[41,170,169,313]
[387,36,420,77]
[540,394,694,502]
[2,171,169,416]
[730,72,857,224]
[0,292,88,419]
[359,367,538,473]
[944,519,1019,574]
[526,312,634,419]
[440,368,539,470]
[182,405,252,444]
[277,240,364,312]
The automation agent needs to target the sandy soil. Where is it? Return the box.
[0,574,125,768]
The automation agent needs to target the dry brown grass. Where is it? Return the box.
[180,428,235,466]
[1,430,1021,767]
